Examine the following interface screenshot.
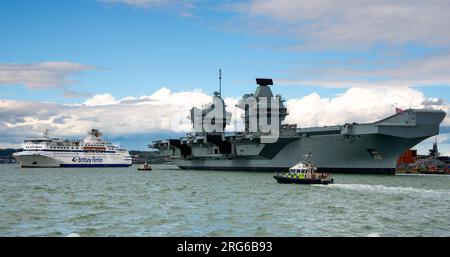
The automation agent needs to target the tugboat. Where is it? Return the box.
[273,155,334,185]
[137,161,152,171]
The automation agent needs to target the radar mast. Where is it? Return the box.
[219,68,222,97]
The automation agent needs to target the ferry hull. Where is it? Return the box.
[13,154,60,168]
[14,129,132,168]
[59,164,132,167]
[13,152,132,168]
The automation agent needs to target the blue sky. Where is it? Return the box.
[2,0,332,101]
[1,0,449,152]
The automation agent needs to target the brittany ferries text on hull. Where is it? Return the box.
[13,129,132,168]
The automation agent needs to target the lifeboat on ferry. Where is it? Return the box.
[83,146,106,152]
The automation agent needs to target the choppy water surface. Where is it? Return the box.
[1,164,449,237]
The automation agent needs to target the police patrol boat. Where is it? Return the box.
[273,154,334,185]
[13,129,132,168]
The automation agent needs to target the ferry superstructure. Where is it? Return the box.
[151,78,446,174]
[13,129,132,168]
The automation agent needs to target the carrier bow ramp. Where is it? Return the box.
[152,79,446,174]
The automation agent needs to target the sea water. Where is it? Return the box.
[0,164,449,237]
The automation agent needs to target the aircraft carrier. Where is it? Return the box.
[151,78,446,174]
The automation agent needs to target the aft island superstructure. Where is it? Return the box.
[152,78,446,174]
[14,129,132,168]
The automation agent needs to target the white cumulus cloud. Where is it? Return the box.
[0,86,448,154]
[83,93,119,106]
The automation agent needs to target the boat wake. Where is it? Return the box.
[66,233,80,237]
[325,183,450,197]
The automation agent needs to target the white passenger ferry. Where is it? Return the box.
[13,129,132,168]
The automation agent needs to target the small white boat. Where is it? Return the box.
[137,161,152,171]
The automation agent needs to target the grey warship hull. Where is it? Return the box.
[155,109,445,174]
[152,78,446,174]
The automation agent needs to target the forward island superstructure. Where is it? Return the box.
[14,129,132,168]
[152,78,446,174]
